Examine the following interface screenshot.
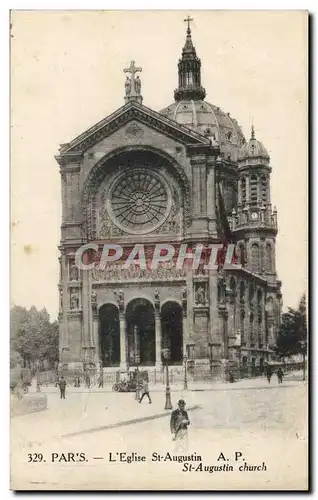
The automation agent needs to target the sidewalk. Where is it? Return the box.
[31,371,305,394]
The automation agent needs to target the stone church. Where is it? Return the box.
[56,19,282,376]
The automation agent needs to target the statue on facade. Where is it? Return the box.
[154,288,160,302]
[125,76,131,95]
[70,264,78,281]
[196,286,206,306]
[135,75,141,95]
[60,290,63,309]
[115,289,124,310]
[91,290,97,303]
[70,291,79,310]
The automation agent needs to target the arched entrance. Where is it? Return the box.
[126,298,155,366]
[161,301,183,364]
[99,304,120,367]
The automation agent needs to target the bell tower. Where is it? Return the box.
[174,16,206,101]
[231,125,278,278]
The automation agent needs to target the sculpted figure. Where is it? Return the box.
[70,264,78,281]
[135,75,141,95]
[125,76,131,95]
[196,286,206,305]
[70,292,79,310]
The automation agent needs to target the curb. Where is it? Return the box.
[61,404,202,439]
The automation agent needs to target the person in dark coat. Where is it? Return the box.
[170,399,190,452]
[98,373,104,388]
[266,366,272,384]
[85,374,91,389]
[277,368,284,384]
[58,376,67,399]
[139,379,152,404]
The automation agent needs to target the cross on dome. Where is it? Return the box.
[184,15,193,33]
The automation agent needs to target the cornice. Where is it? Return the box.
[56,102,211,157]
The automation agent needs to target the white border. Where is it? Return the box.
[3,2,315,499]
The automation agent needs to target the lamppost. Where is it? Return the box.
[162,347,172,410]
[183,354,188,390]
[134,353,141,401]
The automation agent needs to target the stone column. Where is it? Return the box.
[246,175,250,204]
[207,155,217,237]
[119,313,127,371]
[186,145,210,238]
[155,311,162,369]
[238,178,242,205]
[219,304,229,360]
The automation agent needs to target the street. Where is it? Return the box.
[11,374,308,490]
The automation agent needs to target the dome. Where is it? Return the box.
[238,125,269,161]
[160,99,246,162]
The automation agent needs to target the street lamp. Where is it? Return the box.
[134,354,141,401]
[183,354,188,391]
[162,347,172,410]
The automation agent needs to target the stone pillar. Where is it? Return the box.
[119,313,127,371]
[155,311,162,369]
[186,145,209,237]
[238,178,242,205]
[218,304,229,360]
[207,155,217,237]
[246,175,250,204]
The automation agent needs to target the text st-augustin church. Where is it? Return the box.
[55,19,282,378]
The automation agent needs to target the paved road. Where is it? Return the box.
[11,378,308,490]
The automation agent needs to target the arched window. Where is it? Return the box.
[265,243,273,272]
[249,312,254,344]
[239,243,246,267]
[230,277,236,292]
[240,310,245,344]
[249,283,255,304]
[251,243,260,273]
[240,281,245,303]
[250,174,258,205]
[261,175,268,204]
[241,178,246,205]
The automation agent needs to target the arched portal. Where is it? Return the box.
[126,298,155,366]
[99,304,120,367]
[161,301,183,364]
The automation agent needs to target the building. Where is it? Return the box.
[55,19,282,377]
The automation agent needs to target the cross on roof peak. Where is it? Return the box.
[184,15,193,32]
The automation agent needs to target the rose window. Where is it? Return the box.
[108,169,171,234]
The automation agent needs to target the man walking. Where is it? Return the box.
[138,379,152,404]
[58,376,67,399]
[170,399,190,452]
[98,372,104,388]
[277,367,284,384]
[266,366,272,384]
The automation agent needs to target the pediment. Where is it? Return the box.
[58,101,210,156]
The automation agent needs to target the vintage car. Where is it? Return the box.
[112,370,148,392]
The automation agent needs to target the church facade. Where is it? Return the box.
[55,20,282,376]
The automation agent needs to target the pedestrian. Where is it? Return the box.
[85,374,91,389]
[277,367,284,384]
[36,381,41,392]
[266,366,272,384]
[98,372,104,388]
[138,378,152,404]
[170,399,190,452]
[58,375,67,399]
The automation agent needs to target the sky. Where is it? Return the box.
[10,10,308,320]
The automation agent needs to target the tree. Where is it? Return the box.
[10,305,59,371]
[275,294,307,379]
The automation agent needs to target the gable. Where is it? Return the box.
[58,101,210,155]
